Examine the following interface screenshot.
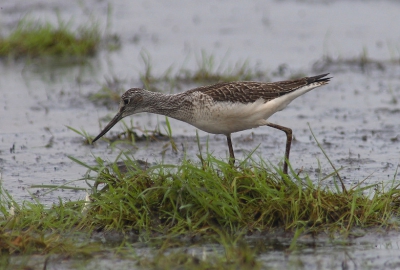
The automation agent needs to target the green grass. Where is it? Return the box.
[313,47,400,73]
[88,76,126,108]
[66,125,93,144]
[1,150,400,268]
[139,51,267,90]
[0,7,121,62]
[0,19,101,59]
[67,114,171,147]
[80,154,400,234]
[177,51,264,83]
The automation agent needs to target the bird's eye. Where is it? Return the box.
[123,99,129,105]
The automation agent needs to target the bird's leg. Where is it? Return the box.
[266,123,292,175]
[226,134,235,166]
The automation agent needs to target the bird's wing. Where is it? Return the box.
[185,74,330,104]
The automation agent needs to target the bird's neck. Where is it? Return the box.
[143,91,190,121]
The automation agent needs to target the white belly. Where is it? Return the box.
[190,99,271,135]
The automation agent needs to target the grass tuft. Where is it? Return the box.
[0,188,88,254]
[79,154,400,235]
[1,151,400,265]
[0,19,101,60]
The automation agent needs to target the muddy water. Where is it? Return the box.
[7,230,400,269]
[1,0,400,269]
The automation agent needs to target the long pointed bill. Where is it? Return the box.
[92,111,123,143]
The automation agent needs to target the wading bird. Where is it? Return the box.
[92,74,330,174]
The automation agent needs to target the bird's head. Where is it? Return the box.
[92,88,146,143]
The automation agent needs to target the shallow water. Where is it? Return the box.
[1,0,400,269]
[6,230,400,270]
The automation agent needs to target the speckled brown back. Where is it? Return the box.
[184,74,330,103]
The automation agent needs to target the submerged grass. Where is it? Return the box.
[138,51,267,90]
[313,48,400,73]
[137,237,260,270]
